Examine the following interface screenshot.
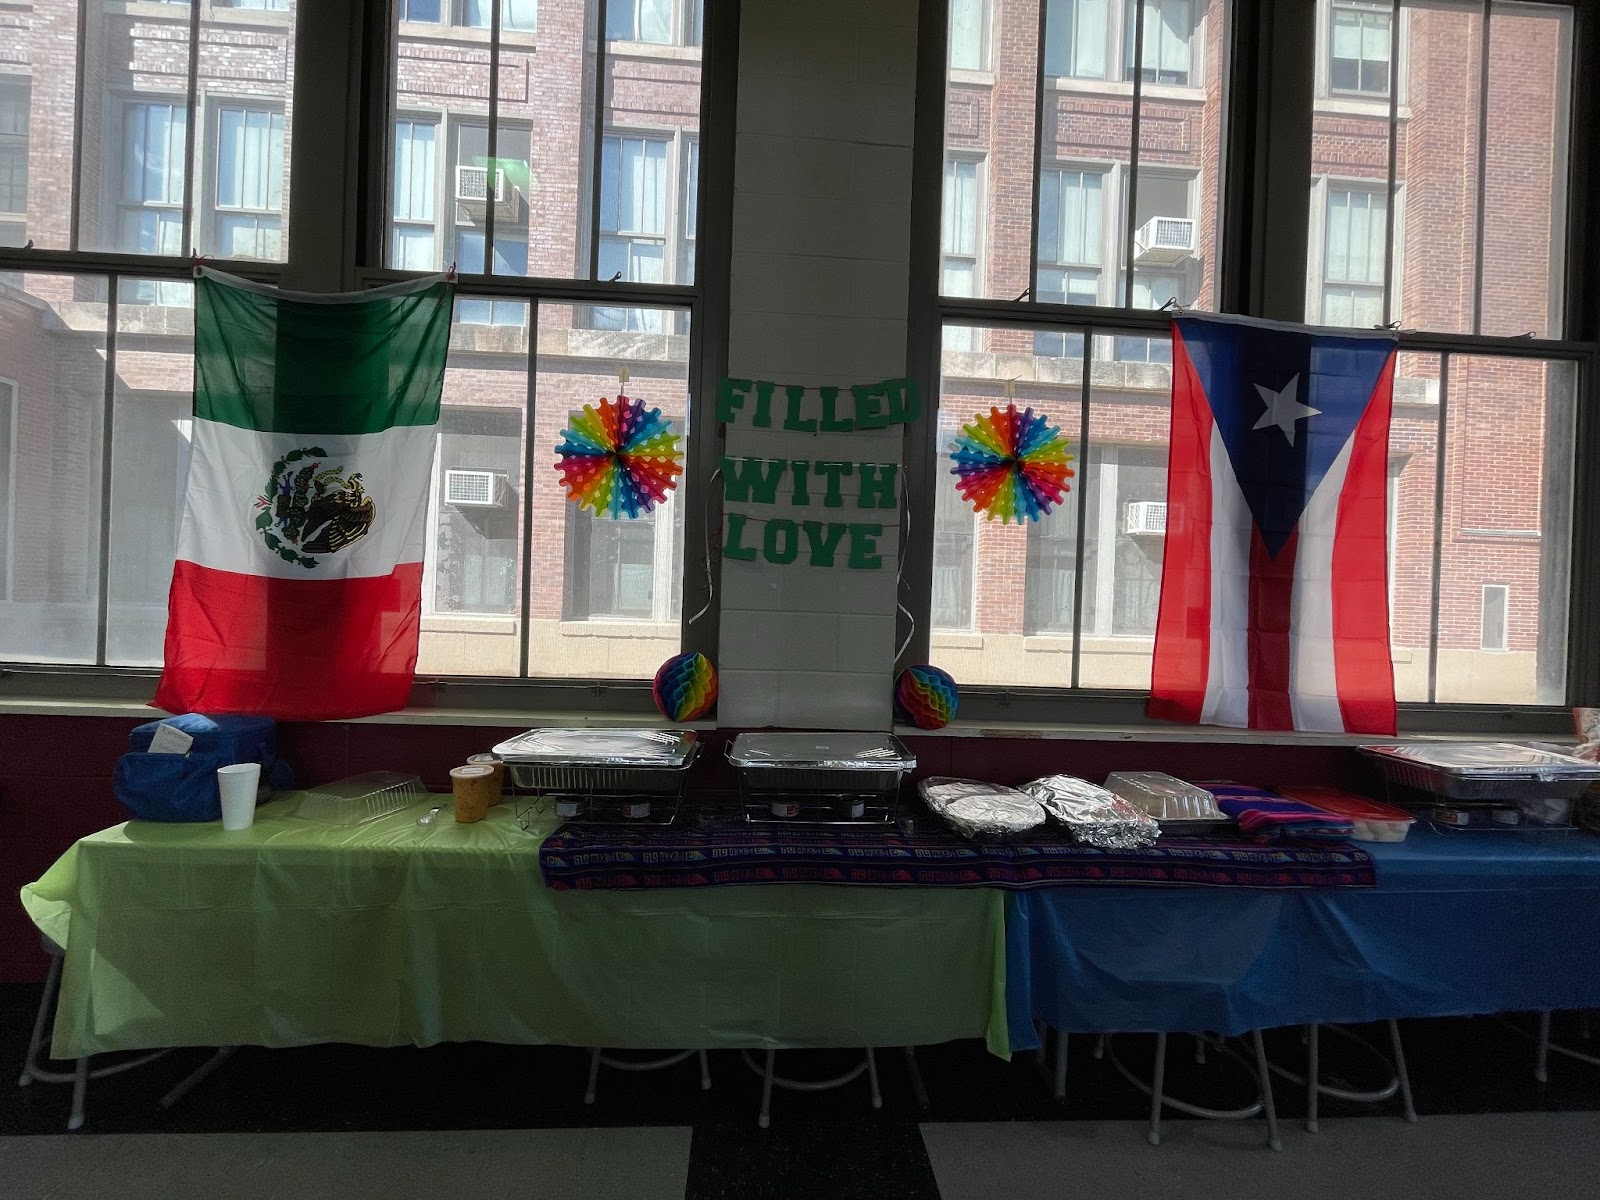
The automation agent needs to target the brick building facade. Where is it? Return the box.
[0,0,1575,704]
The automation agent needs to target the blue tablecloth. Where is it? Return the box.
[1006,827,1600,1049]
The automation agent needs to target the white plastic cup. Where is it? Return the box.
[218,763,262,831]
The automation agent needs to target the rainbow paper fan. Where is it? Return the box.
[949,403,1074,524]
[554,395,684,518]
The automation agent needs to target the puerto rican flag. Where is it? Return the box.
[1148,313,1398,734]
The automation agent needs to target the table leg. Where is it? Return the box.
[1251,1030,1282,1152]
[160,1046,236,1112]
[1387,1020,1417,1123]
[1194,1036,1207,1066]
[68,1057,87,1132]
[584,1048,602,1105]
[1053,1030,1069,1100]
[1536,1011,1552,1085]
[759,1048,776,1129]
[698,1049,711,1091]
[866,1048,882,1109]
[1148,1032,1167,1146]
[903,1047,930,1112]
[18,951,61,1088]
[1306,1024,1320,1134]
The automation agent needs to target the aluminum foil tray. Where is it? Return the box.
[1361,742,1600,801]
[1023,774,1160,849]
[1103,772,1227,826]
[728,733,916,795]
[494,728,699,794]
[919,777,1047,840]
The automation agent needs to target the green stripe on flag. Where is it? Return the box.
[195,273,454,435]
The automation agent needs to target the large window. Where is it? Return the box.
[931,0,1587,716]
[384,4,706,679]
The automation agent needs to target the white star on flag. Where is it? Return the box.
[1252,374,1320,446]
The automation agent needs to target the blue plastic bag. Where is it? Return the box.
[113,714,294,823]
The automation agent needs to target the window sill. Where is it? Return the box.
[607,40,703,63]
[949,69,997,88]
[1049,78,1207,104]
[558,620,675,639]
[421,614,518,636]
[892,717,1575,748]
[932,631,985,650]
[1315,97,1412,120]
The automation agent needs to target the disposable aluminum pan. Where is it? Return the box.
[1360,742,1600,802]
[492,728,699,795]
[727,733,917,794]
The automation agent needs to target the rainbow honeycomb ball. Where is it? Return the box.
[653,651,718,722]
[895,665,958,730]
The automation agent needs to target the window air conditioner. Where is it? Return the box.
[444,469,508,508]
[455,165,518,217]
[1133,217,1197,266]
[1124,500,1167,536]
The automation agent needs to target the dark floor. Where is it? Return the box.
[3,982,1598,1199]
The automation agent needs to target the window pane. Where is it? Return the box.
[71,1,297,259]
[1434,356,1572,703]
[1387,350,1441,702]
[415,302,530,676]
[533,302,690,676]
[1479,1,1570,338]
[975,0,1224,310]
[932,323,1088,686]
[107,281,194,665]
[396,0,687,284]
[1310,1,1570,337]
[0,274,109,662]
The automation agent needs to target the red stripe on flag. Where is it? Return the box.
[154,560,423,721]
[1247,526,1298,730]
[1332,352,1399,735]
[1149,324,1214,723]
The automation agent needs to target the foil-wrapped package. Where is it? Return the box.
[919,777,1047,841]
[1023,774,1161,849]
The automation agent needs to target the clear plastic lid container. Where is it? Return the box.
[490,728,697,768]
[728,733,916,771]
[1103,772,1227,824]
[295,771,427,825]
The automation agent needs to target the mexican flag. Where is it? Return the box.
[154,268,454,721]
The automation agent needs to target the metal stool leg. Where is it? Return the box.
[1148,1032,1167,1146]
[698,1049,711,1091]
[903,1046,930,1111]
[584,1048,602,1105]
[758,1048,776,1129]
[1387,1021,1417,1123]
[68,1056,88,1132]
[1053,1030,1069,1100]
[159,1047,236,1111]
[1306,1024,1320,1133]
[1251,1030,1282,1152]
[1093,1033,1106,1061]
[18,952,62,1088]
[1535,1011,1552,1084]
[1194,1035,1207,1066]
[865,1048,882,1109]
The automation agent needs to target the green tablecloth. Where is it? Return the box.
[20,800,1009,1060]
